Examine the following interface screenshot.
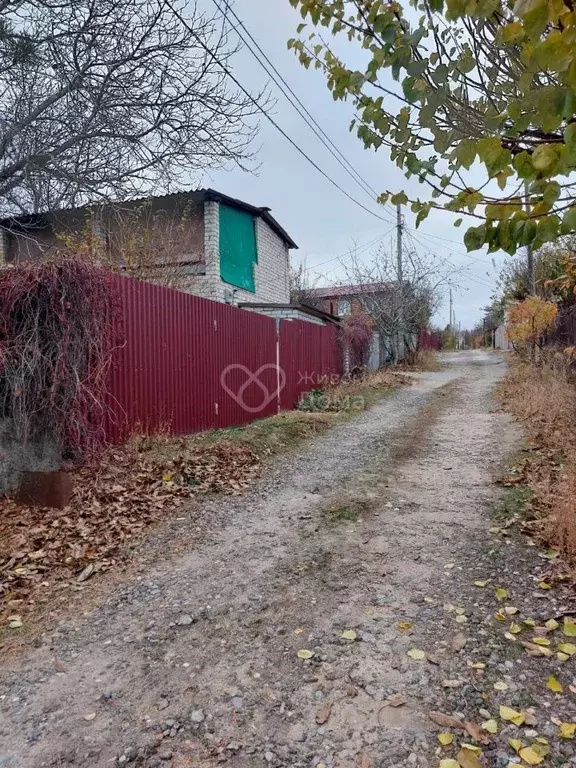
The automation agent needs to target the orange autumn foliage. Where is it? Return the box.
[506,297,558,354]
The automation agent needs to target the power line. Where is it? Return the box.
[255,227,396,294]
[404,228,495,290]
[408,225,493,266]
[209,0,388,213]
[162,0,396,226]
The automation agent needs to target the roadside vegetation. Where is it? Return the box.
[498,354,576,569]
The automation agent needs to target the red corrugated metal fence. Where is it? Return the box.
[105,276,342,441]
[279,320,341,410]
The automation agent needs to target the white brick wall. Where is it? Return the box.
[241,306,326,325]
[185,201,290,304]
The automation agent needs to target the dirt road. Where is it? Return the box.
[1,351,574,768]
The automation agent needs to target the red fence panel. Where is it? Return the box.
[106,276,278,441]
[279,320,342,410]
[105,277,343,441]
[418,328,441,351]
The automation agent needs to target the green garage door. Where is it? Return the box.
[219,204,257,292]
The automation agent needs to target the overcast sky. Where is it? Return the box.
[199,0,506,329]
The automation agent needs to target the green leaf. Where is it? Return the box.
[565,122,576,151]
[532,144,557,171]
[464,225,486,251]
[561,206,576,234]
[523,1,548,40]
[514,151,534,179]
[520,219,537,245]
[456,139,476,169]
[542,181,561,207]
[391,192,408,205]
[536,214,560,244]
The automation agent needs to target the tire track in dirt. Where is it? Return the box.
[0,352,513,768]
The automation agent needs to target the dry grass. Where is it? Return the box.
[498,353,576,566]
[400,348,441,371]
[200,369,411,456]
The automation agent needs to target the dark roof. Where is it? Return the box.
[306,282,394,299]
[0,187,298,249]
[203,189,297,249]
[238,302,340,324]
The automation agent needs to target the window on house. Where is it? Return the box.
[337,298,351,316]
[219,204,257,292]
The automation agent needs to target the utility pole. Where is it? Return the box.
[525,181,535,295]
[449,287,453,334]
[396,203,404,363]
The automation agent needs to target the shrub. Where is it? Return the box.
[0,254,121,464]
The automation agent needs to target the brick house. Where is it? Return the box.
[305,283,393,319]
[304,283,405,366]
[0,188,297,305]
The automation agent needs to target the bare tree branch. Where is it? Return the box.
[0,0,262,216]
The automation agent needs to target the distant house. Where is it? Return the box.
[0,188,297,305]
[304,283,397,367]
[304,283,394,319]
[304,282,428,365]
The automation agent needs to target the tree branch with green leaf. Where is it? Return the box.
[287,0,576,255]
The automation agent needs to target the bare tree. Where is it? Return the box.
[289,261,324,310]
[0,0,261,216]
[342,243,449,363]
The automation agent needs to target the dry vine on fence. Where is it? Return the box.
[0,255,121,464]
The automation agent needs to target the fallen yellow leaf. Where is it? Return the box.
[437,732,454,746]
[518,746,544,765]
[460,744,481,754]
[545,618,559,631]
[500,705,526,726]
[341,629,357,641]
[455,614,467,624]
[509,623,522,634]
[504,606,518,615]
[457,746,483,768]
[493,681,509,692]
[495,587,509,601]
[296,649,314,660]
[559,722,576,739]
[559,642,576,655]
[523,618,536,627]
[407,648,426,660]
[531,637,551,646]
[474,580,488,588]
[471,662,485,669]
[534,737,548,745]
[546,675,563,693]
[439,761,461,768]
[558,651,570,662]
[482,719,498,734]
[564,617,576,637]
[397,621,412,631]
[538,582,551,590]
[495,612,507,621]
[509,739,523,752]
[504,632,517,641]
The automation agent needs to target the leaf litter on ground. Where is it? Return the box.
[0,440,261,625]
